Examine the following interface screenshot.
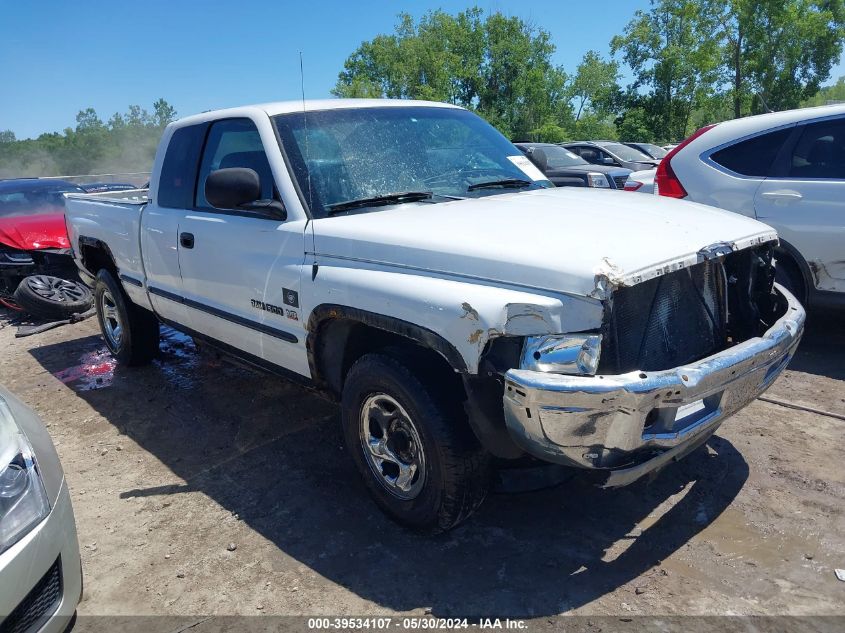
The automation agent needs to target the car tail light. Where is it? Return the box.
[623,181,643,192]
[655,124,717,199]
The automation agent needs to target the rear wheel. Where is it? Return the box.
[13,275,93,320]
[94,269,159,365]
[341,351,491,533]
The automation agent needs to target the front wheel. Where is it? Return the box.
[94,269,160,365]
[341,352,491,533]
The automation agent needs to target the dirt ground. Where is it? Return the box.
[1,309,843,625]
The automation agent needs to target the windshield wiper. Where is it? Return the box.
[467,178,533,192]
[326,191,433,214]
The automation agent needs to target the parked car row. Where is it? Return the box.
[514,139,663,189]
[515,143,631,189]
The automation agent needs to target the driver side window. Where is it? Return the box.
[195,118,275,209]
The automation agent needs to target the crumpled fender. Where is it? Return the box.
[304,264,604,374]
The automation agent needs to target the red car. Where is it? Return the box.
[0,178,93,317]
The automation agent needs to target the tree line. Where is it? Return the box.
[0,100,176,179]
[2,0,844,178]
[334,1,845,142]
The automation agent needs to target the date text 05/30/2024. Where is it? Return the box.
[307,618,527,630]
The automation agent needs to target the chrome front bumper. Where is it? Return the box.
[503,284,805,487]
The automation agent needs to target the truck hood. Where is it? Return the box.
[312,188,777,299]
[0,213,70,251]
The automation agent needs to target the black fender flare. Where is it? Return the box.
[306,304,524,459]
[77,236,118,275]
[306,304,468,386]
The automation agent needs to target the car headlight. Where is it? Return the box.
[587,173,610,188]
[520,333,602,375]
[0,397,50,555]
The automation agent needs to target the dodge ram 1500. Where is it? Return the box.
[64,99,805,532]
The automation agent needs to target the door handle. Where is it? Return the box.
[760,190,803,202]
[180,232,195,249]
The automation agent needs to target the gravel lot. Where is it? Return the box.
[1,309,843,625]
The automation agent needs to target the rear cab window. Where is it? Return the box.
[158,124,207,209]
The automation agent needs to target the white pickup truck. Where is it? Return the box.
[64,99,805,532]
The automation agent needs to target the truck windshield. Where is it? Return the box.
[273,106,551,218]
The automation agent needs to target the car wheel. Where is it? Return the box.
[13,275,93,320]
[341,351,491,533]
[94,269,159,365]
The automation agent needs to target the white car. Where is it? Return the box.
[0,387,82,632]
[64,99,804,532]
[623,169,656,193]
[655,104,845,309]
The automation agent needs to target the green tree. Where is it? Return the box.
[126,105,151,128]
[612,0,722,141]
[0,130,15,143]
[333,8,572,139]
[802,75,845,106]
[570,51,620,121]
[108,112,126,130]
[75,108,104,131]
[152,98,177,128]
[707,0,845,117]
[615,107,653,141]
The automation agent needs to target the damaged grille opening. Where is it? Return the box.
[598,244,780,375]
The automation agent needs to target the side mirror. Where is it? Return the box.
[205,168,286,220]
[602,156,615,165]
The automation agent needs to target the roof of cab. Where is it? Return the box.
[170,99,464,129]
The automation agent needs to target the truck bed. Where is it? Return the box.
[64,189,151,309]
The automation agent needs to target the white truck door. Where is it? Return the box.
[754,116,845,293]
[141,122,209,325]
[177,117,310,376]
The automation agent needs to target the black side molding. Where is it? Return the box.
[119,274,143,287]
[147,286,298,344]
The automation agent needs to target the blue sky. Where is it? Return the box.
[2,0,844,139]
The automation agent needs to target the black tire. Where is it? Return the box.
[94,269,159,365]
[341,351,491,533]
[774,254,806,305]
[13,275,93,320]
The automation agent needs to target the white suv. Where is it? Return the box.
[656,104,845,309]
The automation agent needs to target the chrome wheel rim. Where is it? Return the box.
[359,393,426,500]
[100,289,122,348]
[26,275,86,302]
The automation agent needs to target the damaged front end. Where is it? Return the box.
[500,242,805,486]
